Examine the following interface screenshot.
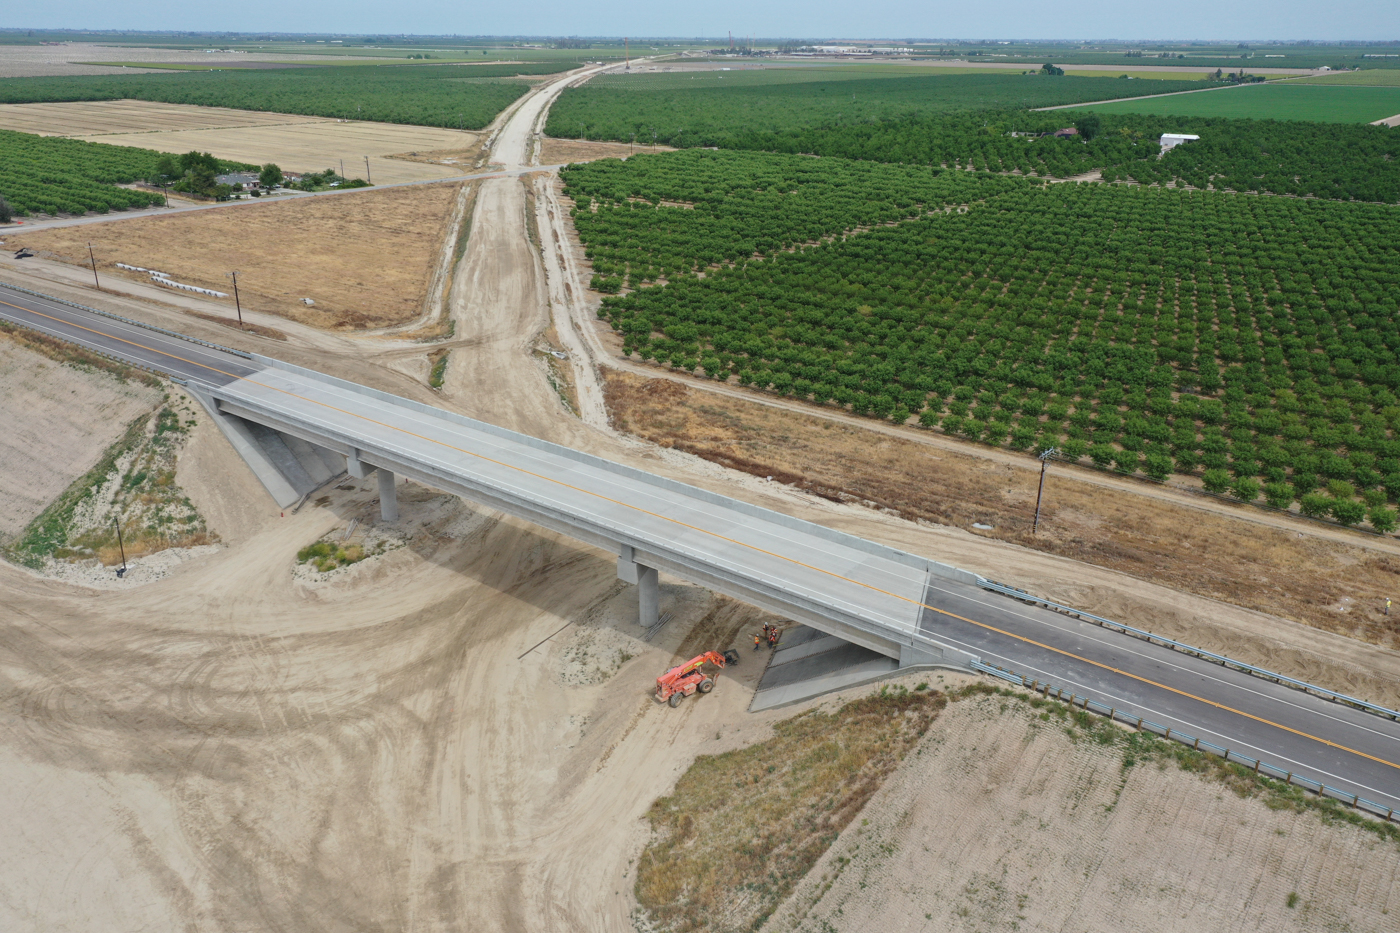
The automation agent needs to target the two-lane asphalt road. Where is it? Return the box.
[3,280,1399,815]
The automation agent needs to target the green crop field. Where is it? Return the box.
[1074,84,1400,123]
[565,150,1400,526]
[1290,70,1400,87]
[0,129,247,216]
[0,62,575,129]
[546,72,1214,145]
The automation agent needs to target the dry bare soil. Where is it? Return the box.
[13,182,462,329]
[0,332,162,540]
[0,100,479,184]
[604,371,1400,650]
[539,137,671,164]
[767,688,1400,933]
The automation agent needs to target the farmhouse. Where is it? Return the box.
[1160,133,1200,151]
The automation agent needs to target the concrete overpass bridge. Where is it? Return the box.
[6,281,1400,816]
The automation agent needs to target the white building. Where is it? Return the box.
[1160,133,1200,151]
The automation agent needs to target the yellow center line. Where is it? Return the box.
[8,296,1400,778]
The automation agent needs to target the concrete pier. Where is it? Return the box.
[638,564,659,629]
[378,468,399,522]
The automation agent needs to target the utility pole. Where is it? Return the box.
[87,242,100,289]
[227,271,243,329]
[340,158,345,179]
[114,517,127,578]
[364,156,372,184]
[1033,447,1056,534]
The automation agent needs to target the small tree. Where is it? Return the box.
[1369,506,1398,534]
[1073,114,1102,141]
[1202,468,1232,494]
[1263,482,1294,509]
[0,195,11,224]
[1331,497,1367,526]
[1231,477,1261,502]
[1299,493,1331,518]
[259,163,284,189]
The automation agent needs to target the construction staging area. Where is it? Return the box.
[4,56,1400,933]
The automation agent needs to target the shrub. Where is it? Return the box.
[1202,468,1232,494]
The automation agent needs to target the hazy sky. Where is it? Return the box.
[6,1,1397,42]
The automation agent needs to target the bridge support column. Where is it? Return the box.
[378,468,399,522]
[637,565,659,629]
[617,544,658,628]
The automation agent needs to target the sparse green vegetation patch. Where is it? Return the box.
[296,538,370,573]
[6,397,214,569]
[634,684,945,933]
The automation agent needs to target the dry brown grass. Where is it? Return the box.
[605,370,1400,646]
[539,137,672,164]
[634,684,945,933]
[14,183,462,329]
[385,140,485,168]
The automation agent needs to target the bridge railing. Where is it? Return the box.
[969,659,1400,825]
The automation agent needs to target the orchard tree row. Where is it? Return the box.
[0,130,251,216]
[551,79,1400,204]
[562,150,1025,290]
[547,71,1213,144]
[565,151,1400,526]
[0,63,573,129]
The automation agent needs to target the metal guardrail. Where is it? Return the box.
[0,280,253,360]
[969,659,1400,824]
[978,578,1400,723]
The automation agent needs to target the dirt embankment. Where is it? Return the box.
[605,370,1400,650]
[0,331,163,541]
[767,688,1400,933]
[12,183,462,330]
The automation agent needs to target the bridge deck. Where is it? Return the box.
[221,362,930,641]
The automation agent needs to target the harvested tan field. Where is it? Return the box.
[767,687,1400,933]
[13,182,463,329]
[71,118,480,185]
[0,99,337,136]
[604,370,1400,648]
[0,332,163,541]
[0,45,376,79]
[539,137,670,164]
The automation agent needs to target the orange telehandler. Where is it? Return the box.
[655,649,741,707]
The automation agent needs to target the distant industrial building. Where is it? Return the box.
[1160,133,1200,151]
